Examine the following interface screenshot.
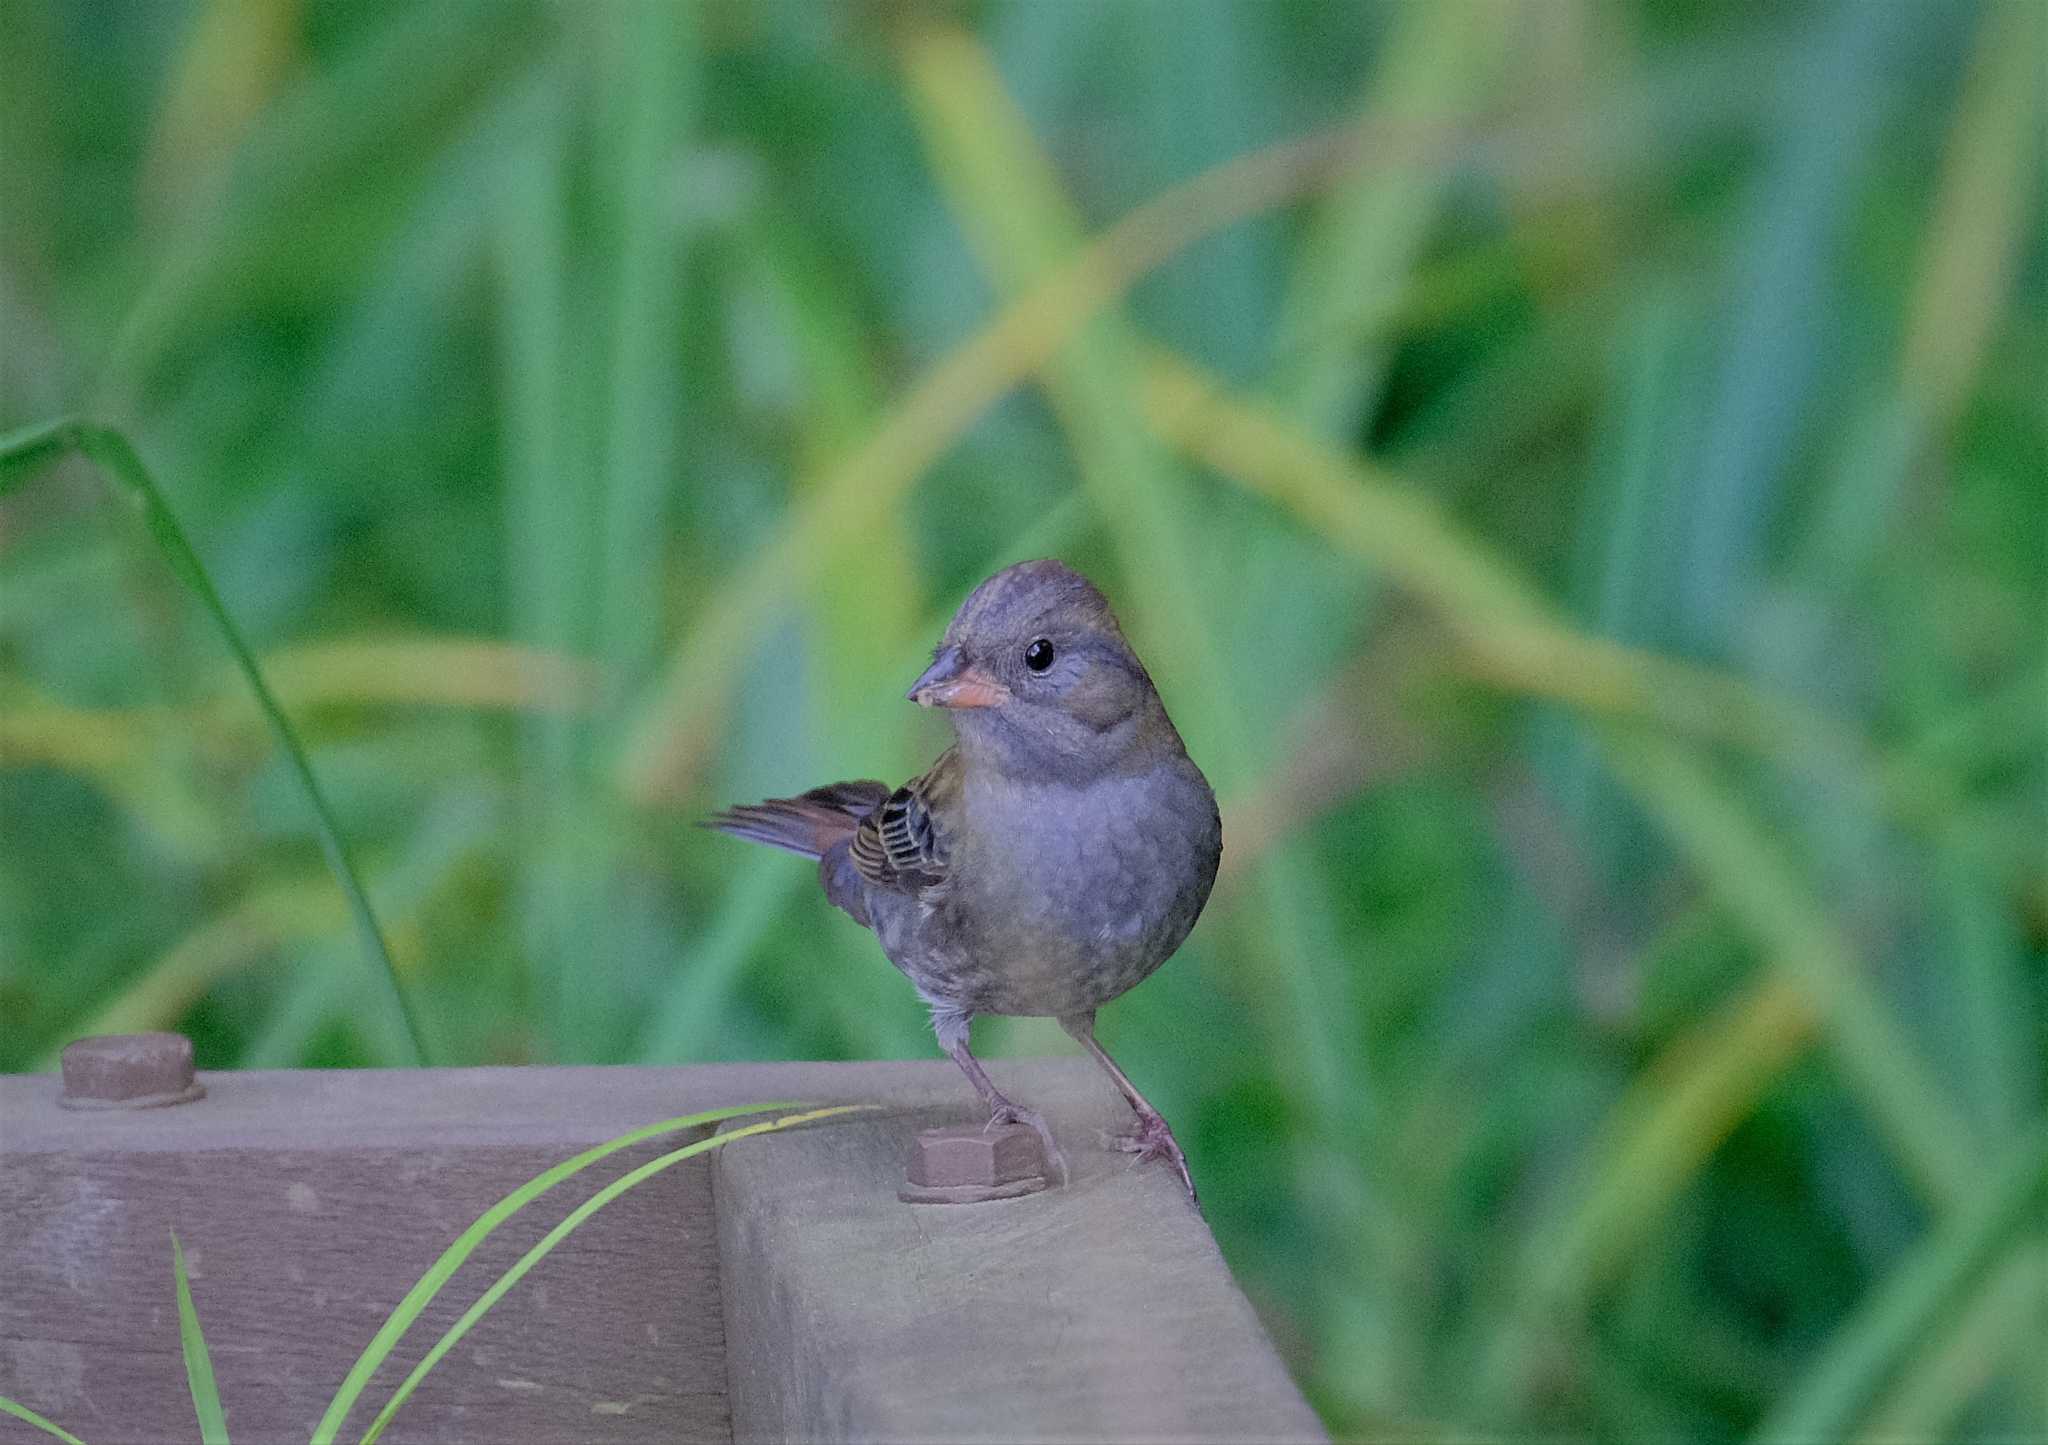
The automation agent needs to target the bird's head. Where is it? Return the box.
[906,559,1178,780]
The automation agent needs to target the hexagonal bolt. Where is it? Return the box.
[898,1121,1051,1204]
[59,1032,207,1111]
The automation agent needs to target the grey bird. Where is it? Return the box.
[706,559,1221,1201]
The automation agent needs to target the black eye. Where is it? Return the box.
[1023,638,1055,672]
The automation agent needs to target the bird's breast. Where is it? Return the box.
[927,758,1221,1014]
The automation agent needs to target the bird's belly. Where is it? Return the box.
[883,767,1220,1018]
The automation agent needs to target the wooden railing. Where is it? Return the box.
[1,1043,1323,1443]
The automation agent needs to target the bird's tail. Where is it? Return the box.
[701,779,891,861]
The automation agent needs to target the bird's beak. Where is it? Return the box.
[907,645,1011,709]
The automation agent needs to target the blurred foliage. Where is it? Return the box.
[2,1,2044,1439]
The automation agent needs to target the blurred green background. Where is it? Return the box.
[3,0,2043,1439]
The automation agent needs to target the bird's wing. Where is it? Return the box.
[848,747,960,896]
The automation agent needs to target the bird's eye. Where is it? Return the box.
[1023,638,1055,672]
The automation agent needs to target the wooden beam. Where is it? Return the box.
[1,1057,1322,1443]
[715,1059,1326,1444]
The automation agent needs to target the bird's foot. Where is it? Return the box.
[987,1099,1068,1187]
[1108,1108,1199,1207]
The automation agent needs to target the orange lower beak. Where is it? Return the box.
[907,647,1011,709]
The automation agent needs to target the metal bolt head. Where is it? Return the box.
[899,1121,1050,1204]
[59,1033,206,1111]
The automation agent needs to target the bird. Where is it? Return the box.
[705,559,1222,1202]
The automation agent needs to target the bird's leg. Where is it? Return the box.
[933,1007,1068,1184]
[1059,1012,1197,1205]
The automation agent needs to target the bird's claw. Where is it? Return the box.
[986,1101,1069,1187]
[1108,1110,1199,1207]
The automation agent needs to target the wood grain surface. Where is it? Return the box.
[2,1058,1322,1444]
[715,1059,1327,1444]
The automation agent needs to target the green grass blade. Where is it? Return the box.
[355,1104,869,1445]
[28,876,344,1071]
[741,203,922,780]
[0,418,429,1066]
[171,1232,230,1445]
[310,1099,814,1445]
[490,93,591,1064]
[0,1397,90,1445]
[1139,360,1982,1212]
[593,0,695,692]
[1860,1244,2046,1442]
[612,114,1373,802]
[1527,977,1813,1310]
[1604,735,1978,1207]
[0,417,77,491]
[93,0,548,408]
[636,866,806,1064]
[1752,1122,2048,1443]
[1272,2,1512,435]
